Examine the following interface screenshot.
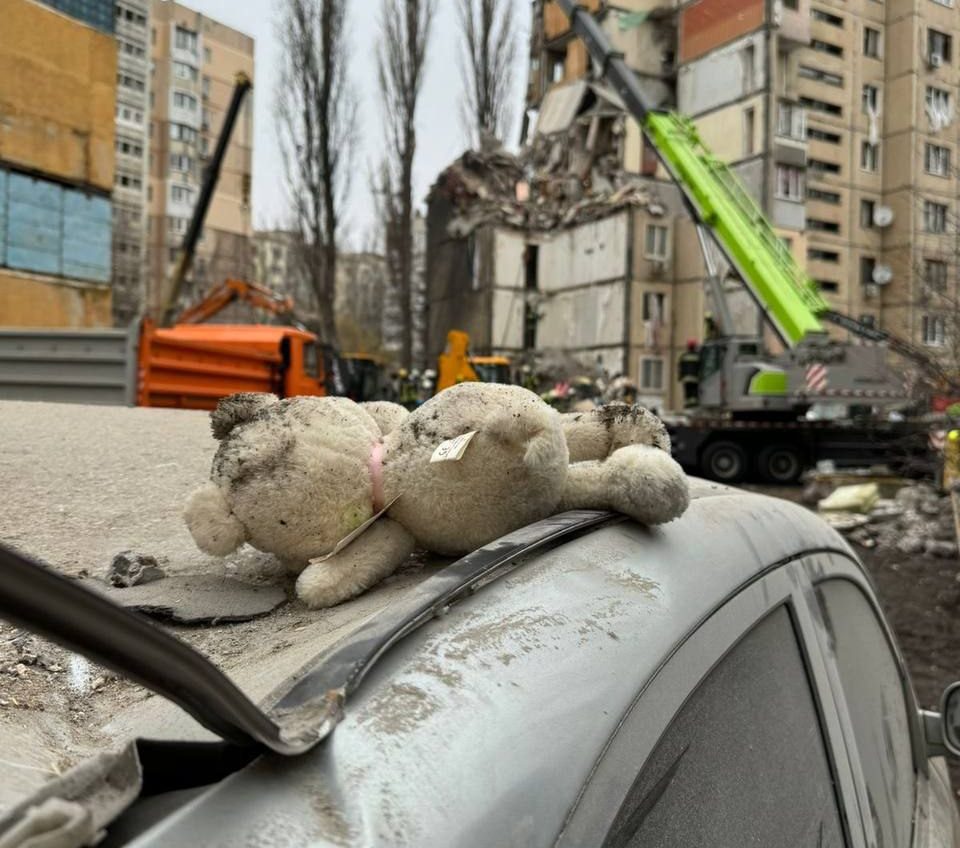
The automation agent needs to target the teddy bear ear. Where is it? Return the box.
[210,392,279,440]
[184,482,247,556]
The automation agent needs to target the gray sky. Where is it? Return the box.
[185,0,530,247]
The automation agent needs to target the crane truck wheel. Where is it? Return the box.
[700,441,748,484]
[757,444,804,485]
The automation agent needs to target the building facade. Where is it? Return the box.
[0,0,116,327]
[146,0,254,318]
[525,0,960,405]
[112,0,151,325]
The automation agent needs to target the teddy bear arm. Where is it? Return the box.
[295,518,416,609]
[561,445,690,526]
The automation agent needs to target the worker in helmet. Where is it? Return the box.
[678,339,701,409]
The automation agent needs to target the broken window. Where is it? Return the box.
[860,199,876,228]
[644,225,669,260]
[860,141,879,172]
[775,165,805,201]
[924,259,948,291]
[742,44,755,90]
[923,315,946,346]
[864,27,881,58]
[924,200,948,232]
[861,85,879,114]
[928,29,952,63]
[643,292,666,321]
[860,256,876,286]
[925,143,951,176]
[640,358,664,391]
[743,108,755,156]
[777,101,805,140]
[798,65,843,87]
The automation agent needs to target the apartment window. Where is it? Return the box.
[809,248,840,262]
[202,108,211,132]
[811,7,843,26]
[201,136,210,155]
[171,185,196,205]
[925,143,951,176]
[923,315,946,346]
[169,123,198,144]
[860,141,879,172]
[116,173,142,189]
[817,280,840,292]
[860,199,876,227]
[924,259,948,291]
[775,165,805,200]
[799,65,843,87]
[808,158,841,175]
[743,108,755,155]
[864,27,881,58]
[799,97,842,117]
[204,46,212,63]
[808,218,841,234]
[117,72,145,93]
[642,292,666,323]
[202,76,211,98]
[928,29,952,63]
[926,86,951,115]
[811,39,843,57]
[645,225,669,260]
[175,25,198,53]
[115,138,143,157]
[173,61,198,81]
[168,216,189,235]
[120,39,145,58]
[860,256,877,286]
[809,187,841,204]
[742,44,755,90]
[862,85,879,114]
[777,101,805,140]
[173,91,198,111]
[169,153,193,173]
[807,127,841,144]
[924,200,948,232]
[640,358,665,391]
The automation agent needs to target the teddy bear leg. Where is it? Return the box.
[561,444,690,526]
[562,404,672,463]
[295,518,416,609]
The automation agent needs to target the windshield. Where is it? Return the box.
[473,362,511,384]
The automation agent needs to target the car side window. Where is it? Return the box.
[817,579,915,848]
[602,606,847,848]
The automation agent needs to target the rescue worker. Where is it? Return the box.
[678,339,702,409]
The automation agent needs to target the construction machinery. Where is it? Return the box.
[436,330,512,392]
[558,2,934,481]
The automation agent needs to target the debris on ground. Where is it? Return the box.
[84,575,288,624]
[106,551,166,588]
[815,477,958,559]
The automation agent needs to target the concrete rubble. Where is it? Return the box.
[814,478,958,559]
[439,83,663,238]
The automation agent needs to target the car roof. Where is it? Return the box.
[127,481,858,847]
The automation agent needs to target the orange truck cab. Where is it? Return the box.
[138,320,326,409]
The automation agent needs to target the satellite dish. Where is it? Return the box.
[873,206,894,227]
[872,264,893,285]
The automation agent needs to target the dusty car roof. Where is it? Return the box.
[121,482,856,847]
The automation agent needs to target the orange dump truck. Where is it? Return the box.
[137,320,328,409]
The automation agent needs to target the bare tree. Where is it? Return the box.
[377,0,436,369]
[276,0,357,347]
[456,0,518,148]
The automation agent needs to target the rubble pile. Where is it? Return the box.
[440,131,661,238]
[816,481,958,558]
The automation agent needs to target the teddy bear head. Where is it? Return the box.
[184,392,385,565]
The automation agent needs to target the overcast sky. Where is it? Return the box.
[185,0,531,247]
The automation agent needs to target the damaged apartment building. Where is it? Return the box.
[429,0,959,410]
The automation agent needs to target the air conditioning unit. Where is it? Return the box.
[873,205,894,227]
[872,264,893,286]
[929,52,944,69]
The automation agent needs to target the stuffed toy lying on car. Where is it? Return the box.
[185,383,689,609]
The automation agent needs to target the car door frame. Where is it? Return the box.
[555,554,872,848]
[798,552,947,848]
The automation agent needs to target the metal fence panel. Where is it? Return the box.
[0,327,137,405]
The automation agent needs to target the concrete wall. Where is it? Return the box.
[539,214,630,291]
[678,32,766,116]
[0,270,111,328]
[0,0,117,192]
[679,0,764,64]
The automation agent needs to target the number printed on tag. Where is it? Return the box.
[430,430,478,463]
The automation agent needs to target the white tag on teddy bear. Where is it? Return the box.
[309,495,402,564]
[430,430,478,463]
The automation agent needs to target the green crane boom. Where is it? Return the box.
[555,1,832,348]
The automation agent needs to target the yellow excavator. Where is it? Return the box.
[436,330,512,392]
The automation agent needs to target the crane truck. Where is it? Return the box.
[557,1,936,483]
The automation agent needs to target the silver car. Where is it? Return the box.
[1,480,959,847]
